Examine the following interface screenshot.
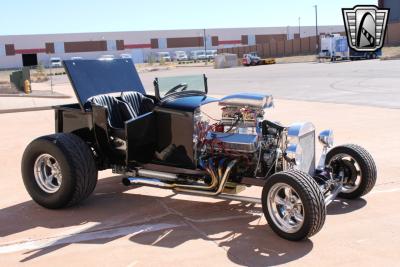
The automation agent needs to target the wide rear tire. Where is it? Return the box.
[262,170,326,241]
[21,133,98,209]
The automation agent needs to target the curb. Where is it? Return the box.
[0,106,53,114]
[0,93,70,99]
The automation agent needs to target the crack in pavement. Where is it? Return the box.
[156,199,261,265]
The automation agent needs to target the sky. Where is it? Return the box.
[0,0,377,35]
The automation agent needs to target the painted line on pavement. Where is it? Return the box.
[371,187,400,194]
[0,222,182,254]
[0,106,53,114]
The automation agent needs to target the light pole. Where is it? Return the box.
[313,5,319,53]
[203,28,207,64]
[298,17,301,37]
[287,25,290,39]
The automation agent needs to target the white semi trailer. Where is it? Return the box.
[319,34,381,61]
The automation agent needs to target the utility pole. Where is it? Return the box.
[313,5,319,54]
[298,17,301,37]
[287,26,290,39]
[203,28,207,65]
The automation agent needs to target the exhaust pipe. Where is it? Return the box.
[122,177,175,188]
[174,160,237,196]
[122,160,237,197]
[137,169,178,181]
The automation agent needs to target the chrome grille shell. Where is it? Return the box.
[287,122,316,175]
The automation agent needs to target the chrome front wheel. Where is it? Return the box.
[328,153,361,194]
[326,144,377,199]
[267,183,304,234]
[262,170,326,241]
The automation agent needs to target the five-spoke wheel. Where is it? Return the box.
[267,183,304,234]
[262,170,326,241]
[34,154,62,193]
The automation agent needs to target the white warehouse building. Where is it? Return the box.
[0,25,344,69]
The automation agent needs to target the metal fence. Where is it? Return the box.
[218,36,321,58]
[218,21,400,58]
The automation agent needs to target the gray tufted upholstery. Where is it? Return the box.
[121,91,154,116]
[89,94,136,129]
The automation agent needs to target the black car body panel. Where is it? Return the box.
[160,95,218,112]
[57,59,214,170]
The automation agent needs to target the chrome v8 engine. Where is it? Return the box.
[204,93,273,154]
[195,92,315,178]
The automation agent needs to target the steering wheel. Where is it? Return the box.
[165,83,188,96]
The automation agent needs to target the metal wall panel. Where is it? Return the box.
[5,44,15,56]
[0,44,5,56]
[212,36,219,46]
[54,42,64,54]
[107,40,117,51]
[205,36,212,48]
[45,42,55,54]
[241,35,248,45]
[166,37,203,48]
[248,34,256,45]
[64,41,107,53]
[158,38,167,49]
[151,38,159,49]
[116,40,125,50]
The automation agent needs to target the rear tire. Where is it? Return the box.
[262,170,326,241]
[21,133,98,209]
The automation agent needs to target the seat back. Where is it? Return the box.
[89,94,136,129]
[121,91,154,116]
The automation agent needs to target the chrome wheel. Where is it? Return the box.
[267,183,304,233]
[34,154,62,193]
[328,153,362,194]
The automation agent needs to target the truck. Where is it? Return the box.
[319,34,381,61]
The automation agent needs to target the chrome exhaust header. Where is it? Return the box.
[122,159,237,197]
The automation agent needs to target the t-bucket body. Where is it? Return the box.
[22,58,376,241]
[58,59,219,170]
[58,59,317,179]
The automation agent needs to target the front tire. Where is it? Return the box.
[21,133,98,209]
[326,144,377,199]
[262,170,326,241]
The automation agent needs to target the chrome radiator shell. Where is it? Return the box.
[287,122,316,175]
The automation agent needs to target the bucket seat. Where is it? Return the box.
[88,94,135,139]
[121,91,154,116]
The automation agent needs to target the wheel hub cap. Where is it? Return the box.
[34,154,62,193]
[267,183,305,233]
[328,153,362,194]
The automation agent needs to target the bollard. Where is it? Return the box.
[24,79,31,94]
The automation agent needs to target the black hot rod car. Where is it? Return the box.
[21,59,376,241]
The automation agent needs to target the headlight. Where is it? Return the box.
[286,143,303,166]
[318,129,334,147]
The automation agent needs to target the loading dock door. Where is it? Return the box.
[22,54,38,66]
